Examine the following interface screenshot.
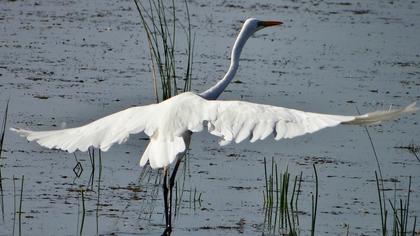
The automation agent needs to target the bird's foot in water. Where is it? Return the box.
[162,226,172,236]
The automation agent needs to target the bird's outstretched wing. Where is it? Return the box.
[205,99,417,145]
[12,104,158,153]
[11,92,416,169]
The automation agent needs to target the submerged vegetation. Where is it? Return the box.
[394,143,420,163]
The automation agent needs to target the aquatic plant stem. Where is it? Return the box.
[18,175,24,236]
[0,99,9,221]
[375,171,387,235]
[133,0,193,101]
[79,188,86,236]
[311,164,318,236]
[12,175,16,235]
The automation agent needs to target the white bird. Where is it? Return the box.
[11,91,417,168]
[11,18,417,168]
[11,18,286,168]
[10,18,417,234]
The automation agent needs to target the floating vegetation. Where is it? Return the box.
[394,143,420,162]
[133,0,194,101]
[262,157,319,235]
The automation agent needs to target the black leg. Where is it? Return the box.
[161,157,183,236]
[162,167,169,234]
[170,157,182,187]
[168,157,182,229]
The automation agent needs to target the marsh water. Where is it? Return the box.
[0,0,419,235]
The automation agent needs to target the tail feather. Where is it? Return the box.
[344,102,417,125]
[139,137,186,169]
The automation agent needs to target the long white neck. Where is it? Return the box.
[199,28,252,100]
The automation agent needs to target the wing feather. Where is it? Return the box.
[205,100,416,145]
[11,104,158,152]
[11,91,416,169]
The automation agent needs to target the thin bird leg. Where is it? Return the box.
[162,167,169,231]
[170,157,183,191]
[167,157,183,230]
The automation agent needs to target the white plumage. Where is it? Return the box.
[11,92,417,169]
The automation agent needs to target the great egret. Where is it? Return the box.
[11,18,417,234]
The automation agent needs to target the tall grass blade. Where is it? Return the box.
[263,157,268,208]
[133,0,194,101]
[88,148,95,190]
[376,171,387,236]
[358,106,387,216]
[12,176,16,235]
[18,175,24,236]
[79,188,86,236]
[262,158,309,235]
[0,99,9,221]
[311,164,318,236]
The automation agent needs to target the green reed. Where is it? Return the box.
[311,164,318,236]
[187,187,202,211]
[361,109,418,235]
[133,0,194,101]
[12,176,16,235]
[0,99,10,221]
[133,0,196,223]
[78,188,86,236]
[88,148,95,190]
[263,157,319,235]
[12,175,24,236]
[18,175,24,236]
[375,173,417,235]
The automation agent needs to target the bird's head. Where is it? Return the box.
[242,18,283,34]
